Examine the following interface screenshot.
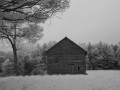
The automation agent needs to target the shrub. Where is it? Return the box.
[1,59,14,76]
[31,67,46,75]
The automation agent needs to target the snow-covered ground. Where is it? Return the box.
[0,70,120,90]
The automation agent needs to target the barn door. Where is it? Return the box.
[67,64,75,74]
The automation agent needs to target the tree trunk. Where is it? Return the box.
[12,44,18,75]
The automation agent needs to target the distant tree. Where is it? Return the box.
[18,42,37,59]
[111,44,120,68]
[111,44,119,55]
[96,43,117,69]
[31,44,42,58]
[104,44,116,69]
[87,42,93,52]
[87,42,93,69]
[115,47,120,69]
[87,42,119,70]
[0,56,5,73]
[0,51,6,72]
[89,48,103,70]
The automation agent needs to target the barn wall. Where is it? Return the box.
[47,55,86,74]
[47,63,67,74]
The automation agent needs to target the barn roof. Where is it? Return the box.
[45,37,87,55]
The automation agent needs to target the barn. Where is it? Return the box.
[45,37,87,75]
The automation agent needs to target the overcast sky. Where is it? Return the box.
[39,0,120,45]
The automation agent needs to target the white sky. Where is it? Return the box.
[39,0,120,45]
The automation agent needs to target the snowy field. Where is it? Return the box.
[0,70,120,90]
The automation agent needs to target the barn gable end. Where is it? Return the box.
[46,37,87,55]
[45,37,87,75]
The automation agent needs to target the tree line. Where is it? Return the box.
[79,42,120,70]
[0,41,120,77]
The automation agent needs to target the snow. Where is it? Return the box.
[0,70,120,90]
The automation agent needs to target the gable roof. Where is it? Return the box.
[46,37,87,54]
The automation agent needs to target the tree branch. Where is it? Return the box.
[0,0,69,22]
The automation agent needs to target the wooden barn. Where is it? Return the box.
[45,37,87,75]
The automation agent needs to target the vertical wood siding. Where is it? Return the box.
[46,37,87,74]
